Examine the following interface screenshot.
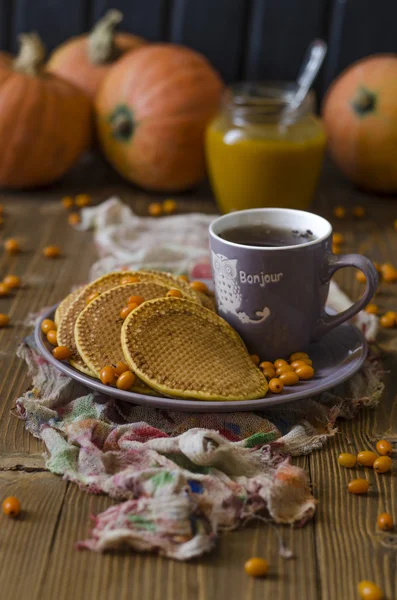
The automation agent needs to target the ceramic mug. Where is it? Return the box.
[209,208,378,359]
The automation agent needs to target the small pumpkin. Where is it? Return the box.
[47,10,145,99]
[322,54,397,193]
[95,44,223,192]
[0,33,92,189]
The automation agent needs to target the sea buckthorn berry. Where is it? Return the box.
[289,352,309,362]
[356,271,367,283]
[279,371,299,386]
[269,378,284,394]
[43,245,61,258]
[190,281,209,294]
[373,262,382,273]
[276,364,294,376]
[41,319,57,334]
[381,263,397,282]
[163,199,177,214]
[348,478,369,494]
[121,275,140,285]
[52,346,72,361]
[166,289,183,299]
[128,295,145,305]
[75,193,91,207]
[46,330,58,345]
[263,367,276,380]
[0,283,10,296]
[2,496,21,517]
[100,366,115,385]
[244,557,269,577]
[116,370,136,390]
[114,362,129,376]
[260,361,274,370]
[178,275,189,283]
[3,275,21,289]
[148,202,162,216]
[86,292,100,305]
[353,205,366,218]
[376,440,393,456]
[365,304,378,315]
[68,212,81,226]
[338,453,357,468]
[4,238,20,254]
[373,456,392,473]
[333,205,346,219]
[380,313,395,328]
[333,232,344,245]
[0,313,9,327]
[120,304,138,320]
[357,580,383,600]
[62,196,74,209]
[384,310,397,319]
[332,244,341,254]
[274,359,288,368]
[357,451,378,467]
[377,512,393,531]
[291,359,312,369]
[295,364,315,380]
[250,354,260,366]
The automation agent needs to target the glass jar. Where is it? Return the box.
[205,82,326,213]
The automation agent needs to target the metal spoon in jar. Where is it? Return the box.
[280,39,327,127]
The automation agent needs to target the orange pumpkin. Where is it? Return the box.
[322,54,397,193]
[95,44,224,192]
[47,10,145,99]
[0,33,92,189]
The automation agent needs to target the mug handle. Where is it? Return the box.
[313,253,379,339]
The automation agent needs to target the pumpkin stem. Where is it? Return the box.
[13,33,46,76]
[351,86,377,116]
[88,9,123,64]
[109,105,134,142]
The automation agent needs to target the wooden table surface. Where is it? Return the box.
[0,158,396,600]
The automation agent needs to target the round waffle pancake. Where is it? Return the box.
[121,297,268,401]
[140,270,202,303]
[54,287,84,326]
[75,282,172,377]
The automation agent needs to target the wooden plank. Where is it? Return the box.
[91,0,168,41]
[169,0,247,82]
[324,0,397,90]
[0,471,67,600]
[12,0,87,53]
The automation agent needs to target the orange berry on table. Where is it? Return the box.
[333,232,344,245]
[384,310,397,319]
[269,378,284,393]
[0,313,9,327]
[333,205,346,219]
[52,346,72,361]
[260,361,274,370]
[380,313,395,329]
[347,478,369,494]
[41,319,57,334]
[68,212,81,226]
[332,244,341,254]
[373,456,392,473]
[380,263,397,282]
[357,451,378,467]
[357,580,383,600]
[75,193,91,207]
[295,364,315,380]
[116,370,136,390]
[353,205,366,218]
[120,304,138,320]
[127,295,145,305]
[250,354,260,366]
[276,364,294,376]
[289,352,309,362]
[178,274,189,283]
[46,330,58,345]
[365,303,378,315]
[114,361,129,376]
[163,199,177,214]
[274,358,288,368]
[100,366,115,385]
[190,280,209,294]
[85,292,100,305]
[338,453,357,468]
[2,496,21,517]
[279,371,299,386]
[262,367,276,380]
[121,275,140,285]
[62,196,74,209]
[0,282,10,296]
[3,275,21,289]
[4,238,20,254]
[148,202,162,217]
[244,557,269,577]
[376,440,393,456]
[43,245,61,258]
[377,512,393,531]
[166,289,183,299]
[373,261,382,273]
[356,271,367,283]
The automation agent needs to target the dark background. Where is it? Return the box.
[1,0,396,99]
